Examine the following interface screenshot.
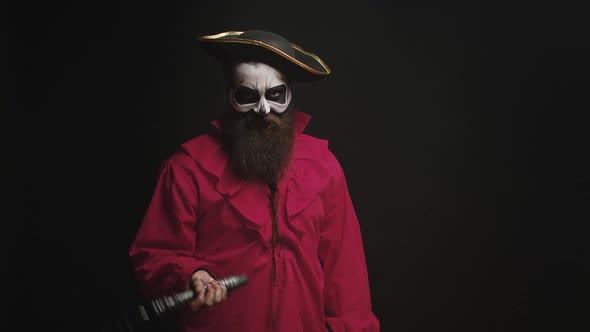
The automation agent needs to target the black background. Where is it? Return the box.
[8,1,590,331]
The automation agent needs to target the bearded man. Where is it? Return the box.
[128,30,380,332]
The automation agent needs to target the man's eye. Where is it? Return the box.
[235,87,260,104]
[265,85,287,103]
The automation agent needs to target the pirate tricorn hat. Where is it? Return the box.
[197,30,331,82]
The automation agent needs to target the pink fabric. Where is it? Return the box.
[129,111,380,332]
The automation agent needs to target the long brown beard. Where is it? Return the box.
[221,107,296,187]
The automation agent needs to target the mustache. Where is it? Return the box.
[247,113,272,130]
[247,111,283,126]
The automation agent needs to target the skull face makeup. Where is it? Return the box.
[229,62,292,115]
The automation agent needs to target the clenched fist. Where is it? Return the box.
[188,270,228,312]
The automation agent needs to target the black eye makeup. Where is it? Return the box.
[235,86,260,104]
[265,84,287,103]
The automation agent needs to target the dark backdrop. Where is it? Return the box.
[9,1,589,332]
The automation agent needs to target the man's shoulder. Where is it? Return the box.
[181,132,221,155]
[165,132,224,168]
[297,133,329,154]
[295,133,342,172]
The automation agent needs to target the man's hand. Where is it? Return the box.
[188,270,228,312]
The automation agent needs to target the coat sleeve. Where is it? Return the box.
[318,155,380,332]
[128,156,221,299]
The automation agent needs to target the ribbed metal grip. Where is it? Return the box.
[101,275,249,331]
[140,275,248,320]
[209,275,249,293]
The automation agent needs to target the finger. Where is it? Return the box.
[192,278,205,295]
[213,280,224,303]
[189,290,206,312]
[204,281,217,306]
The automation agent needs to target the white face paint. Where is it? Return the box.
[229,62,292,115]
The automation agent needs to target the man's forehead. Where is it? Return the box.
[233,62,286,81]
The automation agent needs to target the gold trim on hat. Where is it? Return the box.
[198,31,331,76]
[199,31,244,40]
